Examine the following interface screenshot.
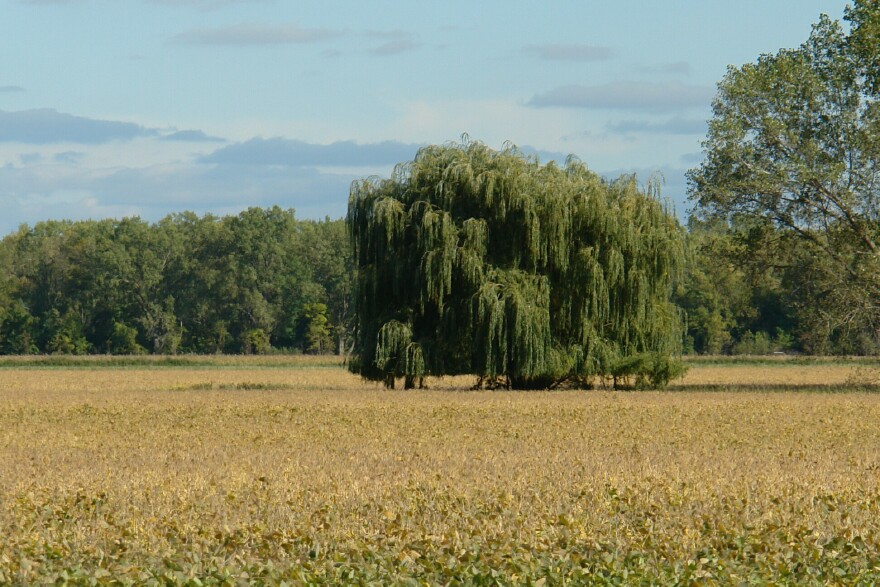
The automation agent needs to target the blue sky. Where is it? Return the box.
[0,0,848,235]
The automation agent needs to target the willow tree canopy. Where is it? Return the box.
[347,140,685,389]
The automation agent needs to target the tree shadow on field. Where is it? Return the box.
[664,382,880,393]
[380,365,880,393]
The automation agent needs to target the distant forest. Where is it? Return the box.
[0,207,351,356]
[0,205,874,357]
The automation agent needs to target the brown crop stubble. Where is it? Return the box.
[1,364,880,583]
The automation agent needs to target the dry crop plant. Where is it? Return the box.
[347,139,685,389]
[3,369,880,584]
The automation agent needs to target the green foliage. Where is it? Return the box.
[609,352,688,389]
[688,0,880,355]
[348,139,685,389]
[108,322,146,355]
[301,302,334,354]
[847,0,880,95]
[675,217,799,355]
[0,301,37,354]
[141,300,182,355]
[295,219,355,355]
[0,210,353,356]
[42,309,91,355]
[730,329,794,356]
[243,329,271,355]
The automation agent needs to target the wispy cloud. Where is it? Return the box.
[53,151,86,164]
[364,30,421,56]
[0,85,25,93]
[199,137,422,167]
[0,109,157,144]
[369,38,420,56]
[528,81,714,112]
[606,116,707,136]
[170,22,421,54]
[171,22,339,46]
[636,61,692,75]
[524,43,614,62]
[161,129,226,143]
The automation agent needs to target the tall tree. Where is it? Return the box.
[688,1,880,352]
[348,140,685,389]
[294,218,354,354]
[161,212,233,353]
[222,207,305,352]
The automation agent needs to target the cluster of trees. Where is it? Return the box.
[685,0,880,356]
[676,217,844,356]
[1,2,877,384]
[3,197,869,362]
[343,0,880,388]
[1,200,870,362]
[0,208,352,355]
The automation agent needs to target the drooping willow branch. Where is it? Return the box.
[347,139,685,389]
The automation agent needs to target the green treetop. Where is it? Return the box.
[347,140,685,390]
[688,0,880,352]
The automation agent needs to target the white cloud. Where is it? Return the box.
[0,134,427,233]
[680,151,704,165]
[19,153,43,165]
[390,99,564,148]
[387,98,643,169]
[365,31,421,56]
[53,151,86,164]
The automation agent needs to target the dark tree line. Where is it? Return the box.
[0,203,875,358]
[0,208,352,355]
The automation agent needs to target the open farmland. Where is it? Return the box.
[1,358,880,584]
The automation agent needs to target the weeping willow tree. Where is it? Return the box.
[347,139,685,389]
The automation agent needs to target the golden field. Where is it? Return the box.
[1,357,880,584]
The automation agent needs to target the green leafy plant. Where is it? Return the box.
[348,139,685,389]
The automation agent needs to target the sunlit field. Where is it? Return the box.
[1,357,880,584]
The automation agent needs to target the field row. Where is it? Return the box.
[1,364,879,583]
